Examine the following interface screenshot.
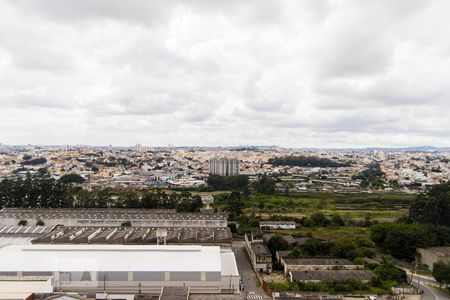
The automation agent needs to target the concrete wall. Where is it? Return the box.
[418,248,450,271]
[260,224,296,230]
[0,270,239,294]
[281,258,363,274]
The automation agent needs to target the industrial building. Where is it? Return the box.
[0,208,227,228]
[0,244,240,294]
[259,221,296,230]
[32,225,232,246]
[0,225,54,248]
[418,247,450,271]
[209,158,240,176]
[244,233,272,273]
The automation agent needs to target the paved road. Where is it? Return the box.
[232,241,267,299]
[408,274,450,300]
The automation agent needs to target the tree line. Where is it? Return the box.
[0,176,203,212]
[207,174,277,195]
[370,182,450,260]
[269,155,351,168]
[352,163,386,189]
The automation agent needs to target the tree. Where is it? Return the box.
[258,200,265,210]
[310,212,330,227]
[301,238,332,256]
[290,248,302,258]
[267,235,289,257]
[36,220,44,226]
[59,173,86,184]
[370,223,393,246]
[374,264,407,283]
[432,261,450,287]
[409,182,450,227]
[371,223,438,260]
[331,238,357,259]
[142,191,159,209]
[353,163,386,189]
[254,174,276,195]
[18,220,27,226]
[384,226,436,260]
[124,191,140,208]
[227,223,237,234]
[37,168,48,176]
[269,156,350,168]
[21,157,47,165]
[225,191,244,221]
[330,214,345,226]
[190,195,203,212]
[207,175,249,191]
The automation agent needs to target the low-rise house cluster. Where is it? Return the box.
[0,144,448,192]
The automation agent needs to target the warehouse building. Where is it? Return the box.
[259,221,296,230]
[0,225,54,248]
[0,208,227,228]
[418,247,450,271]
[32,225,232,246]
[244,233,272,273]
[0,244,240,294]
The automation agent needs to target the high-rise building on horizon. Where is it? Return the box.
[209,157,240,176]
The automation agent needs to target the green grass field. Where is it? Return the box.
[242,192,414,221]
[268,226,371,241]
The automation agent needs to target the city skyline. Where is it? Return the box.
[1,142,450,151]
[1,1,450,148]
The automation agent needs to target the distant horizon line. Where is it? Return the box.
[1,143,450,151]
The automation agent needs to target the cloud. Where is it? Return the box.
[0,0,449,147]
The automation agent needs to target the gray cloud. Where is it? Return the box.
[0,0,449,147]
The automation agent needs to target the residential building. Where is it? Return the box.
[209,158,240,176]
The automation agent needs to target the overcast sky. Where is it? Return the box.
[0,0,449,148]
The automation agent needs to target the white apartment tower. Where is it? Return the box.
[135,144,143,152]
[209,158,240,176]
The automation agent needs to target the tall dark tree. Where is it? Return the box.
[409,182,450,227]
[226,191,244,221]
[267,235,289,257]
[254,174,276,195]
[432,261,450,287]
